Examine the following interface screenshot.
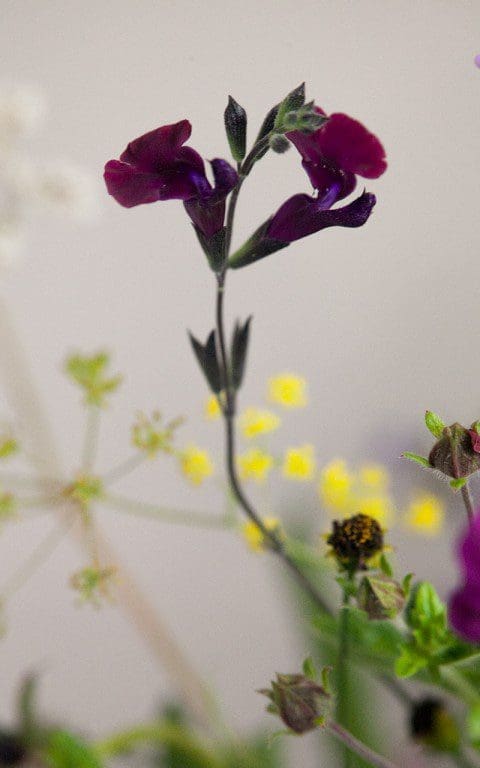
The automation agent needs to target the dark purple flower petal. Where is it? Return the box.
[210,159,238,199]
[470,429,480,454]
[316,113,387,179]
[267,190,376,244]
[104,160,166,207]
[183,158,237,237]
[457,512,480,583]
[119,120,194,171]
[449,584,480,642]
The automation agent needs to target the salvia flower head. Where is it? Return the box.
[327,513,384,573]
[449,512,480,642]
[410,698,459,753]
[104,120,237,239]
[258,671,331,734]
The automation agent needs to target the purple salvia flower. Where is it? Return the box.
[104,120,237,237]
[449,513,480,642]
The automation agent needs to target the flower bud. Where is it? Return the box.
[357,575,405,620]
[259,673,331,734]
[269,134,290,153]
[428,422,480,479]
[327,513,384,573]
[410,698,460,753]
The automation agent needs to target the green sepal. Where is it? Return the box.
[402,452,431,468]
[253,103,280,162]
[228,219,289,269]
[274,83,305,131]
[192,225,226,272]
[224,96,247,162]
[450,477,467,490]
[302,656,317,680]
[379,553,393,577]
[188,330,222,393]
[395,643,428,678]
[230,316,252,389]
[402,573,414,596]
[425,410,445,439]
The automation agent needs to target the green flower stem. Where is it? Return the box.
[461,483,475,524]
[94,722,222,768]
[326,720,400,768]
[440,666,480,708]
[102,494,233,530]
[337,588,352,768]
[81,405,101,473]
[0,513,75,601]
[102,453,146,485]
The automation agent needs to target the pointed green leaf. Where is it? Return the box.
[274,83,305,130]
[302,656,316,680]
[231,316,252,389]
[425,410,445,439]
[188,331,222,393]
[402,452,431,468]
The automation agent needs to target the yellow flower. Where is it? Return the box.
[357,495,394,528]
[282,444,316,481]
[238,448,274,483]
[404,494,444,536]
[239,407,280,439]
[319,459,353,511]
[179,445,214,486]
[268,373,307,408]
[358,463,389,490]
[242,516,281,552]
[204,395,221,420]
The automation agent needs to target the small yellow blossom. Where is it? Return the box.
[179,445,214,486]
[319,459,353,511]
[242,516,281,552]
[238,448,274,483]
[204,395,221,420]
[357,495,394,527]
[282,444,316,481]
[268,373,307,408]
[404,494,444,536]
[358,464,389,490]
[239,408,280,439]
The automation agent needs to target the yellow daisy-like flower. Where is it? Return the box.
[179,444,214,486]
[404,493,444,536]
[268,373,307,408]
[242,516,281,552]
[239,407,280,439]
[319,459,353,511]
[282,444,316,481]
[358,463,389,490]
[357,495,394,528]
[204,394,221,420]
[238,448,274,483]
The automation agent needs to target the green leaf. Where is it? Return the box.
[450,477,468,490]
[402,452,431,468]
[302,656,316,680]
[224,96,247,162]
[395,644,428,678]
[230,316,252,389]
[44,731,103,768]
[192,225,226,273]
[425,410,445,438]
[65,352,122,407]
[188,331,222,394]
[379,553,393,577]
[467,703,480,747]
[274,83,305,130]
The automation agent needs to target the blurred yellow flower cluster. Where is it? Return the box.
[319,458,444,535]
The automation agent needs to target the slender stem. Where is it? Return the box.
[102,494,232,530]
[461,483,475,524]
[327,721,400,768]
[337,588,351,768]
[102,453,146,485]
[0,513,75,601]
[81,406,101,472]
[440,666,480,707]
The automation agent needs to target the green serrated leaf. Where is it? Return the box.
[402,452,431,468]
[425,410,445,439]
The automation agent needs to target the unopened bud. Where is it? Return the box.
[357,575,405,620]
[327,514,384,573]
[269,134,290,153]
[428,422,480,479]
[259,672,331,734]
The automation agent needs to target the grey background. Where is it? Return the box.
[1,1,480,765]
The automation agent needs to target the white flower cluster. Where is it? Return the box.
[0,84,98,271]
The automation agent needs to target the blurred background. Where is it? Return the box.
[0,1,479,765]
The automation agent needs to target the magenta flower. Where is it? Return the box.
[104,120,237,237]
[449,513,480,642]
[287,109,387,200]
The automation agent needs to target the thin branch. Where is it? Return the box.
[101,494,232,530]
[327,721,399,768]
